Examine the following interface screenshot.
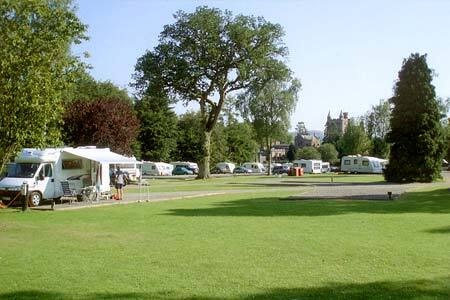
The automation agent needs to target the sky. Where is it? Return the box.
[74,0,450,131]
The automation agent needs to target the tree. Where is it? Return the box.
[133,7,291,178]
[338,120,372,156]
[224,121,258,165]
[319,143,338,163]
[0,0,87,171]
[286,144,297,162]
[173,111,203,163]
[297,147,321,160]
[365,99,391,139]
[135,95,178,161]
[63,98,139,155]
[63,71,131,103]
[238,78,300,174]
[364,99,391,158]
[384,53,445,182]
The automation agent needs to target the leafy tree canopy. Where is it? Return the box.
[133,6,291,178]
[385,53,445,182]
[63,71,132,103]
[135,95,178,161]
[297,147,321,160]
[319,143,338,163]
[0,0,87,170]
[63,98,139,155]
[338,120,372,157]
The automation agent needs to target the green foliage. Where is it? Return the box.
[135,95,178,161]
[323,120,341,146]
[63,98,139,155]
[238,77,300,173]
[173,111,203,163]
[365,99,391,139]
[297,146,321,160]
[62,71,131,103]
[286,144,297,162]
[338,120,372,156]
[319,143,338,163]
[445,124,450,163]
[371,137,390,159]
[133,6,291,178]
[385,53,445,182]
[0,0,87,170]
[224,121,258,165]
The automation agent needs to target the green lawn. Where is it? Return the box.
[130,173,386,193]
[0,176,449,299]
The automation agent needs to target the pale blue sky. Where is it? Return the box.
[74,0,450,131]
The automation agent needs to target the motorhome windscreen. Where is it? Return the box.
[7,163,39,178]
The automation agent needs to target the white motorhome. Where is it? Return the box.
[242,162,266,173]
[292,159,322,174]
[110,161,142,181]
[215,162,235,173]
[0,147,138,206]
[340,155,386,174]
[142,162,173,176]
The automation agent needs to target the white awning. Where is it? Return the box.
[62,147,140,164]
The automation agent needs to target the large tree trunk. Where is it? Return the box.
[198,130,212,179]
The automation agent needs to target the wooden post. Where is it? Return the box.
[21,182,28,212]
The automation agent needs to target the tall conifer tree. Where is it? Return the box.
[384,53,444,182]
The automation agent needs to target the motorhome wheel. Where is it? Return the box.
[28,192,41,207]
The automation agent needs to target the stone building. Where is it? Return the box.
[324,111,349,138]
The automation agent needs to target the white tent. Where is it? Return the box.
[62,147,138,194]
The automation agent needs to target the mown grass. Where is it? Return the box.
[0,176,449,299]
[129,173,386,193]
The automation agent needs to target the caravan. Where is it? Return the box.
[214,162,235,174]
[242,162,266,173]
[292,159,322,174]
[0,147,138,206]
[340,155,386,174]
[142,162,173,176]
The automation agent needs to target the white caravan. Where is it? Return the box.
[215,162,235,173]
[242,162,266,173]
[321,162,331,173]
[142,162,173,176]
[110,162,142,181]
[340,155,386,174]
[292,159,322,174]
[0,147,138,206]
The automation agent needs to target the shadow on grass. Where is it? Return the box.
[163,188,450,217]
[426,226,450,234]
[1,277,448,299]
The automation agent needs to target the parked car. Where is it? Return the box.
[172,166,194,175]
[233,166,253,174]
[272,165,290,175]
[211,167,225,174]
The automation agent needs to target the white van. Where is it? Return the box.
[292,159,322,174]
[142,161,173,176]
[341,155,386,174]
[0,147,138,206]
[242,162,266,173]
[215,162,235,173]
